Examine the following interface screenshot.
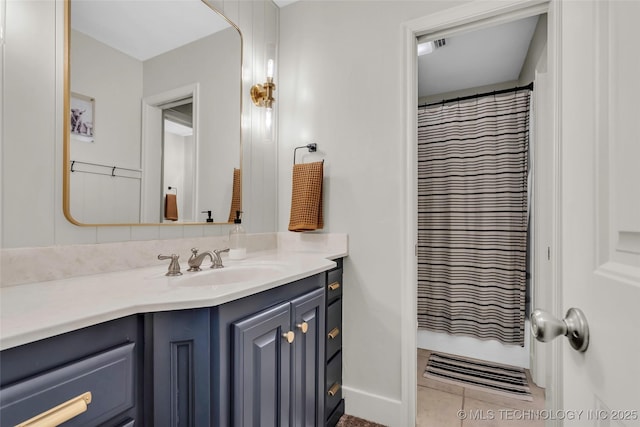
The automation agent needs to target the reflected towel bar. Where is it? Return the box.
[70,160,142,180]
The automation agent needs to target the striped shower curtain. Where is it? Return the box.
[417,90,531,346]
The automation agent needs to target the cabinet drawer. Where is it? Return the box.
[0,343,135,427]
[326,270,342,302]
[326,299,342,360]
[325,351,342,417]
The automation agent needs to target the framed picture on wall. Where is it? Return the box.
[70,93,95,142]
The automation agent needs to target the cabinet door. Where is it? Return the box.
[291,288,325,427]
[232,302,292,427]
[152,309,210,427]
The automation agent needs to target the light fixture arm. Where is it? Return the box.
[251,76,276,109]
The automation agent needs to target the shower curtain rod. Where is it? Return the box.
[419,82,534,108]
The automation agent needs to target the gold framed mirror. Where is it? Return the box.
[63,0,243,226]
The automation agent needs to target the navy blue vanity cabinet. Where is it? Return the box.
[211,273,325,427]
[232,301,293,426]
[291,288,326,426]
[0,315,143,427]
[149,308,211,426]
[232,287,325,427]
[325,258,345,426]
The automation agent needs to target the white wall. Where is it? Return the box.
[418,79,518,105]
[1,0,278,248]
[71,30,142,169]
[69,30,143,224]
[2,0,57,247]
[278,1,466,425]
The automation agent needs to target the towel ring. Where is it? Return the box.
[293,143,318,165]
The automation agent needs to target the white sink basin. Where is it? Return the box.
[174,262,289,286]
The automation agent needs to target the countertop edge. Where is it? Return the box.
[0,251,344,351]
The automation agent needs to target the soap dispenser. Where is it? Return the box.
[229,210,247,260]
[201,211,214,223]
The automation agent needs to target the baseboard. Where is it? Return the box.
[342,385,402,426]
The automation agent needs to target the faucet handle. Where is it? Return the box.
[190,248,199,256]
[210,248,229,269]
[158,254,182,276]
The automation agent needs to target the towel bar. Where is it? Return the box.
[293,143,317,165]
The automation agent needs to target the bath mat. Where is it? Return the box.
[424,353,532,401]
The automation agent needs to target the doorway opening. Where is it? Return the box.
[140,83,199,223]
[412,9,553,426]
[161,99,196,223]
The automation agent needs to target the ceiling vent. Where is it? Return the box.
[417,38,446,56]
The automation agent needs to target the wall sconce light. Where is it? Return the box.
[250,59,275,109]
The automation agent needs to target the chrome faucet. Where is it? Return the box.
[188,248,215,271]
[188,248,230,271]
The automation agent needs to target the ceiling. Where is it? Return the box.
[71,0,230,61]
[418,15,539,99]
[73,2,537,93]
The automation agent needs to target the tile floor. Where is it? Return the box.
[417,349,546,427]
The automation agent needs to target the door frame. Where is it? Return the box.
[141,83,200,223]
[400,1,562,425]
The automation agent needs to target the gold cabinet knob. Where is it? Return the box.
[327,327,340,339]
[328,282,341,291]
[327,382,341,397]
[282,331,295,344]
[297,322,309,334]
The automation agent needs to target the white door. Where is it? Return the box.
[555,1,640,424]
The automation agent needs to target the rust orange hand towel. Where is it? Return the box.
[164,194,178,221]
[288,161,324,232]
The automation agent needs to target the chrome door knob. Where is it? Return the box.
[530,308,589,352]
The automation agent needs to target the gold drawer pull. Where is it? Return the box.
[297,322,309,334]
[327,327,340,339]
[328,282,341,291]
[16,391,92,427]
[327,382,341,397]
[282,331,295,344]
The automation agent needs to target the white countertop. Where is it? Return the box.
[0,249,344,351]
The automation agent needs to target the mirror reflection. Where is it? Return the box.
[65,0,242,225]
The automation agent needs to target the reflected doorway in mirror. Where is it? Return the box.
[70,92,94,142]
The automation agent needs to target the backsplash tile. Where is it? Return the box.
[0,232,348,288]
[1,233,276,287]
[97,226,132,243]
[277,232,348,257]
[131,226,161,241]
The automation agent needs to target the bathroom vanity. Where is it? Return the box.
[0,315,142,426]
[0,243,346,427]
